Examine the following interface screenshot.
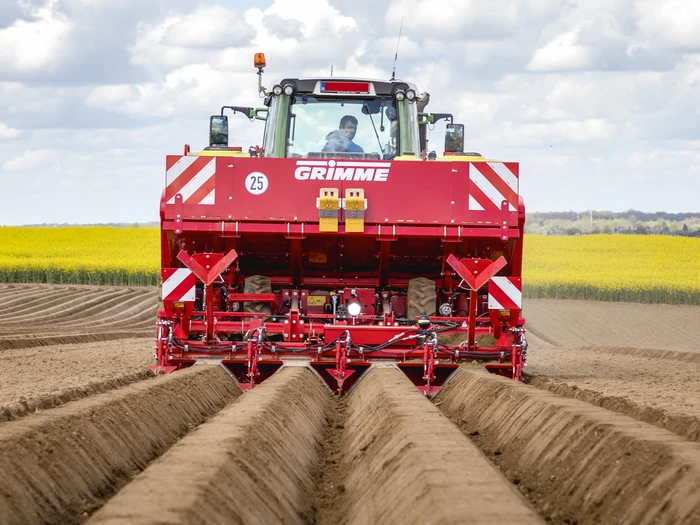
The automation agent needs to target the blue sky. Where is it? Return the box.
[1,0,699,224]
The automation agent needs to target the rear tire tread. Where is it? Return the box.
[243,275,272,315]
[407,277,437,319]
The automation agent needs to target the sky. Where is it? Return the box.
[0,0,699,225]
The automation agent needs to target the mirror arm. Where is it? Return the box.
[221,106,255,120]
[253,108,268,121]
[430,113,453,124]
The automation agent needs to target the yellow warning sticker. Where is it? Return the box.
[307,295,327,306]
[308,250,328,263]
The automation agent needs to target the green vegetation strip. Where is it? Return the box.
[2,227,699,305]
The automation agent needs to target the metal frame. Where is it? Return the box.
[155,153,527,397]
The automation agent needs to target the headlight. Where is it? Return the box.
[395,90,405,101]
[346,301,362,317]
[272,84,283,96]
[283,84,294,96]
[405,89,416,101]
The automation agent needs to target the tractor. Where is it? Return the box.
[155,53,527,396]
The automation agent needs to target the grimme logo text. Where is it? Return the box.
[294,160,390,182]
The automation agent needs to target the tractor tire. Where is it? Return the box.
[243,275,272,316]
[407,277,437,319]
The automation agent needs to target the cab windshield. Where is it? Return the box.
[287,96,398,160]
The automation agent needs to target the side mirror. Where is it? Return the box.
[209,115,229,147]
[445,123,464,153]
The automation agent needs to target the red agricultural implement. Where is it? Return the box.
[153,54,527,396]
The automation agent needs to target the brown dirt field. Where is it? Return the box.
[87,366,329,525]
[0,338,154,421]
[525,298,700,350]
[0,284,157,350]
[88,367,545,525]
[2,284,700,523]
[437,369,700,524]
[324,367,544,525]
[0,366,240,525]
[524,298,700,440]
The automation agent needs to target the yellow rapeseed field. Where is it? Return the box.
[0,228,698,304]
[523,234,700,304]
[0,227,160,286]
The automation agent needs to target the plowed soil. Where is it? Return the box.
[525,297,700,350]
[0,283,157,350]
[0,338,153,421]
[524,298,700,443]
[2,284,700,524]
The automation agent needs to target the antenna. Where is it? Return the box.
[331,65,334,77]
[390,17,404,81]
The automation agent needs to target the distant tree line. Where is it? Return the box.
[527,210,700,237]
[530,210,699,222]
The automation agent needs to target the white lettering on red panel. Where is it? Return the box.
[295,160,391,182]
[162,268,196,302]
[488,277,522,310]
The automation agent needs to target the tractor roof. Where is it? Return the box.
[270,78,419,96]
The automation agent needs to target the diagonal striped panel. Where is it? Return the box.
[469,164,506,211]
[469,173,501,211]
[471,163,518,211]
[488,162,519,194]
[186,169,217,204]
[162,268,196,302]
[170,158,215,204]
[165,156,213,203]
[199,189,216,205]
[166,155,182,172]
[488,277,522,310]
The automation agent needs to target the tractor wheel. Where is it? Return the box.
[243,275,272,316]
[407,277,437,319]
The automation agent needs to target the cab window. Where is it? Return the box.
[287,96,398,160]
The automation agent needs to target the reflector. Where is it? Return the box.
[321,81,370,94]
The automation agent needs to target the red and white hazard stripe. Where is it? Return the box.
[468,162,519,212]
[165,156,216,205]
[488,277,522,310]
[162,268,196,302]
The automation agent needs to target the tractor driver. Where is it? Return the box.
[322,115,364,153]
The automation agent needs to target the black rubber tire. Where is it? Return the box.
[407,277,437,319]
[243,275,272,316]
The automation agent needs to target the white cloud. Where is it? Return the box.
[385,0,567,38]
[635,0,700,51]
[0,123,21,139]
[527,15,639,72]
[0,0,74,74]
[2,0,700,224]
[3,149,57,171]
[494,118,617,144]
[85,64,258,118]
[160,6,255,48]
[128,5,256,75]
[528,29,596,71]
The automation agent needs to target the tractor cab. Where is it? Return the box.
[208,54,465,159]
[259,78,421,160]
